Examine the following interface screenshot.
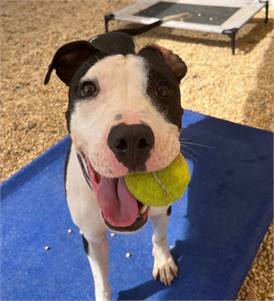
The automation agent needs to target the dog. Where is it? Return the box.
[44,22,187,300]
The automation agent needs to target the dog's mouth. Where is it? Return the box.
[77,153,150,232]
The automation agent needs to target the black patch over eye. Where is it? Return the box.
[155,81,170,98]
[79,81,98,98]
[146,68,183,128]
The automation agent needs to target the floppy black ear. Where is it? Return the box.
[44,41,99,86]
[138,44,187,82]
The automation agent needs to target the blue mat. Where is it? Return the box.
[1,111,273,300]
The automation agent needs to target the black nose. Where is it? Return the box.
[108,123,155,171]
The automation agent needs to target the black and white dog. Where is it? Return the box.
[44,23,187,300]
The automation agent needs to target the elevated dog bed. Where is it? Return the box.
[105,0,269,54]
[1,111,273,300]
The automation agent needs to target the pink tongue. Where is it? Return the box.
[95,177,139,227]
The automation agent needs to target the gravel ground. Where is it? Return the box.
[1,0,273,299]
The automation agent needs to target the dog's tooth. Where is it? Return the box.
[140,205,148,214]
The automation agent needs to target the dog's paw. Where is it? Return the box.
[152,255,178,286]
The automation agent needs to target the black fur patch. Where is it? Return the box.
[64,139,72,196]
[90,32,135,55]
[138,47,183,129]
[81,235,89,254]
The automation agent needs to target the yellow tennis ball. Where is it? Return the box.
[124,153,190,207]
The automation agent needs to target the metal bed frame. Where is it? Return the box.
[104,0,269,54]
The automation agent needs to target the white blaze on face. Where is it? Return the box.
[70,54,180,178]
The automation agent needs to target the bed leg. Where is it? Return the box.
[265,1,269,23]
[223,28,238,55]
[231,31,236,55]
[104,13,114,33]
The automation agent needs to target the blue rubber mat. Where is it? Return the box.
[1,111,273,300]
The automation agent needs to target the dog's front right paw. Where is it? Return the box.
[152,255,178,286]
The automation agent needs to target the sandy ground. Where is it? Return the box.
[1,0,273,299]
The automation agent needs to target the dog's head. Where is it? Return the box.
[45,32,187,231]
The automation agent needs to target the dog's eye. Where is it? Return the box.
[155,82,170,98]
[80,81,98,98]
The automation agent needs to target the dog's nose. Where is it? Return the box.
[108,123,154,171]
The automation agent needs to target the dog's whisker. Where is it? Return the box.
[180,140,214,149]
[180,137,191,141]
[181,149,197,162]
[181,144,201,156]
[184,142,214,149]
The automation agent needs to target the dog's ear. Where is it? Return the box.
[138,44,187,82]
[44,41,100,86]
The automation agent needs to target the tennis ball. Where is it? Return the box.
[124,153,190,207]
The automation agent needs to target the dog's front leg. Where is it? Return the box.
[83,231,111,301]
[151,213,178,286]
